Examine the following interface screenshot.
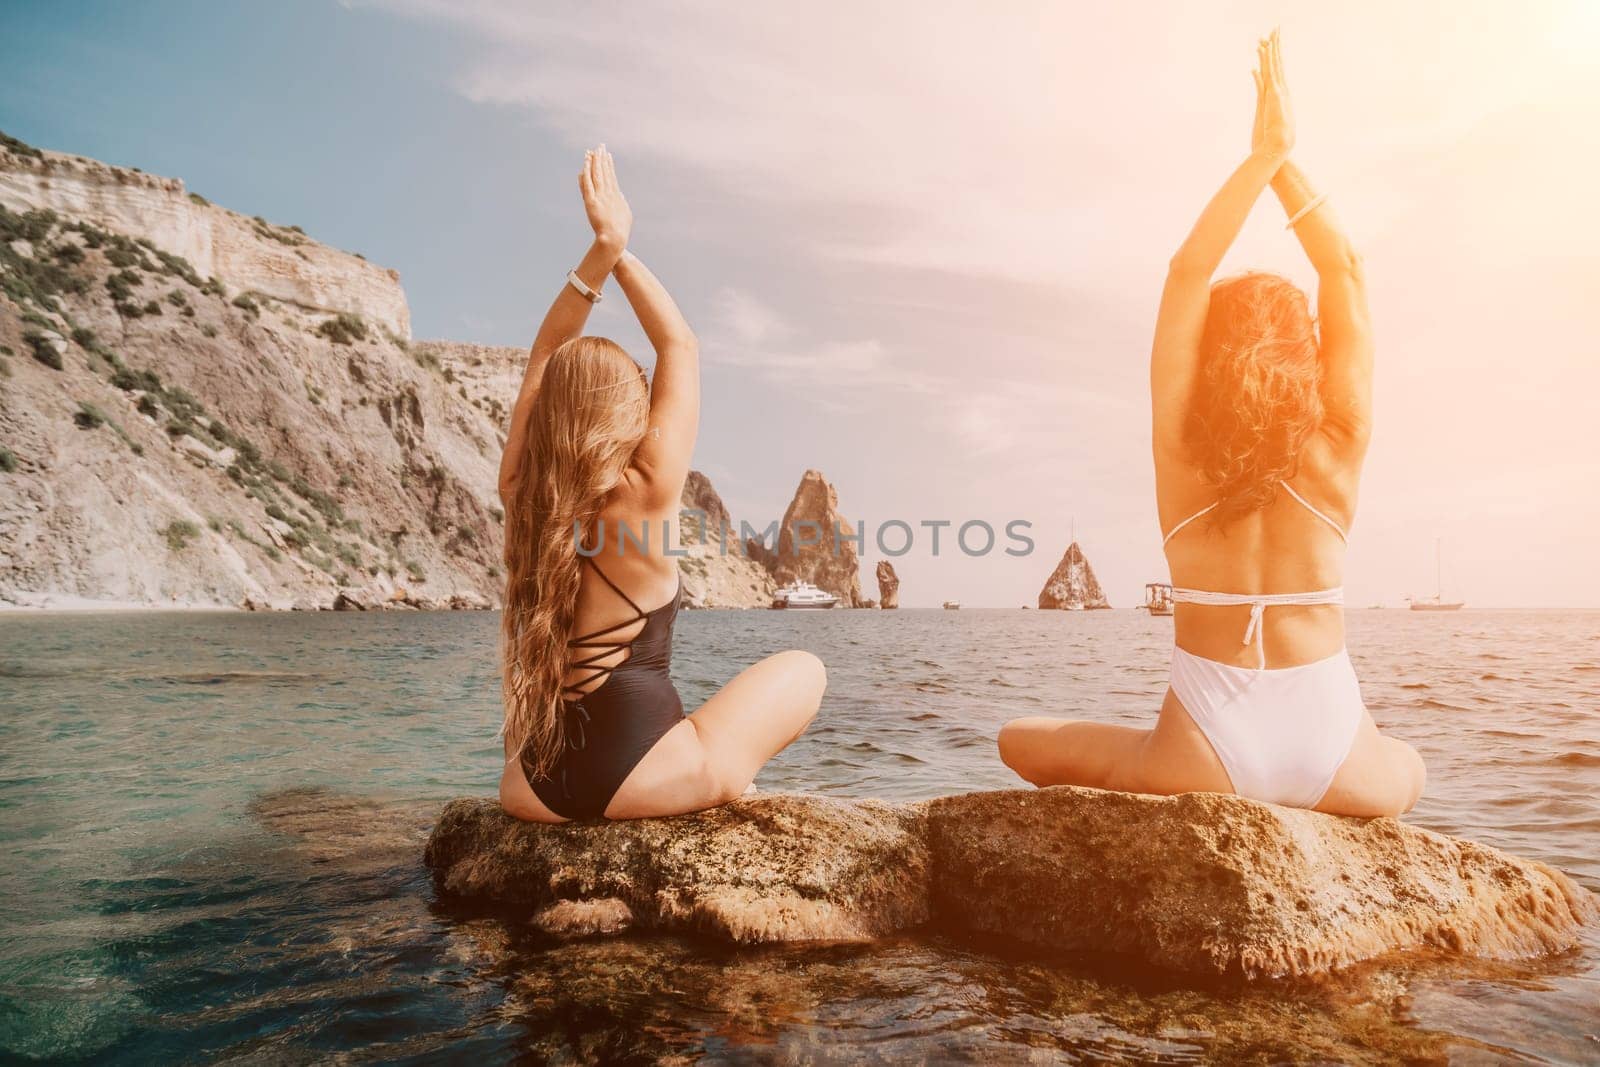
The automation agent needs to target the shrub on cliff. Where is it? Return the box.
[0,203,56,243]
[105,245,143,269]
[0,130,44,160]
[161,519,200,551]
[315,312,367,346]
[0,446,17,472]
[111,367,162,393]
[73,402,106,429]
[24,331,63,370]
[0,207,89,305]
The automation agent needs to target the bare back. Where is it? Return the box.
[1156,433,1362,668]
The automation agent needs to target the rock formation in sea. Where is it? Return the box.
[425,786,1595,979]
[0,132,515,610]
[876,560,900,609]
[748,468,862,607]
[676,470,777,608]
[1037,541,1111,610]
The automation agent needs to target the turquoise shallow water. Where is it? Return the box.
[0,608,1596,1062]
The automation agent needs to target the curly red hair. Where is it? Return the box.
[1184,271,1324,528]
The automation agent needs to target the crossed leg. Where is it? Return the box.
[604,649,825,818]
[997,691,1238,797]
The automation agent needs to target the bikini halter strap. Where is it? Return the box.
[1162,480,1349,547]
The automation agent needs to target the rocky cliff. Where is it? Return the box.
[0,133,852,613]
[1038,541,1110,610]
[0,138,408,338]
[0,133,501,610]
[749,468,862,607]
[876,559,900,609]
[425,787,1595,978]
[676,470,777,608]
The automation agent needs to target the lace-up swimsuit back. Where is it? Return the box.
[522,555,684,819]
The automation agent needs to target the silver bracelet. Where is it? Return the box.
[1284,192,1329,229]
[565,269,602,304]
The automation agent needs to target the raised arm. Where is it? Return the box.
[1151,31,1292,458]
[497,147,632,502]
[614,248,699,511]
[1272,154,1373,452]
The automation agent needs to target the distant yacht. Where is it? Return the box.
[770,580,839,610]
[942,600,961,610]
[1409,538,1465,612]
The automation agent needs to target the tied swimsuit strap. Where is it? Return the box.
[1164,480,1348,671]
[1168,587,1345,669]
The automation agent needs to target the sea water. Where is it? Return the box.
[1,608,1596,1062]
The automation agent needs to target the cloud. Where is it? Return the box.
[356,1,1597,289]
[700,287,1122,456]
[355,0,1600,604]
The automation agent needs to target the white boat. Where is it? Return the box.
[942,600,960,610]
[770,580,839,610]
[1408,538,1464,612]
[1143,582,1174,616]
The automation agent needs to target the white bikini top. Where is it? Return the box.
[1162,480,1348,669]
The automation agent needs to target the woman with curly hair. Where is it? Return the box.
[496,145,824,823]
[998,32,1425,816]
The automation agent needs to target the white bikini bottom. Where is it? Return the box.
[1169,645,1366,809]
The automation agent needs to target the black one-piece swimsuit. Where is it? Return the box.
[524,556,684,820]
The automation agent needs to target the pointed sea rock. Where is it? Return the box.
[1037,541,1110,610]
[876,560,900,609]
[750,469,862,607]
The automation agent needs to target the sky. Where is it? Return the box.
[4,0,1599,607]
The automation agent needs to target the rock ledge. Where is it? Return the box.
[424,787,1596,979]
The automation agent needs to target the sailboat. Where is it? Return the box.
[1408,538,1464,612]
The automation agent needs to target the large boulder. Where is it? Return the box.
[424,787,1595,978]
[426,793,930,942]
[922,788,1595,977]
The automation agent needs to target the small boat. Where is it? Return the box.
[770,580,839,610]
[1409,598,1464,612]
[942,600,960,610]
[1144,582,1174,616]
[1409,538,1464,612]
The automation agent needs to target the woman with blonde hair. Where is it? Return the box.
[497,146,825,822]
[999,32,1425,817]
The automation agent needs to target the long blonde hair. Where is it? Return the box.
[501,336,649,776]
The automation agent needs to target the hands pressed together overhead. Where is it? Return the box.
[580,144,632,254]
[1251,28,1294,159]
